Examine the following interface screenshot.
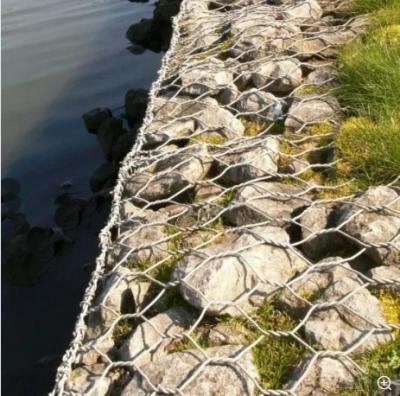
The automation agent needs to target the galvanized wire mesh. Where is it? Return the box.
[52,0,400,395]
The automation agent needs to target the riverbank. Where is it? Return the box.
[52,0,400,395]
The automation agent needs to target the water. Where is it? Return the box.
[2,0,161,225]
[1,0,162,394]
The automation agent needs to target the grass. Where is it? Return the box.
[331,0,400,187]
[217,301,305,390]
[342,338,400,395]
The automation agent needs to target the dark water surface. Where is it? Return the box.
[2,0,161,394]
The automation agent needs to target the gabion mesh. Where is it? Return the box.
[51,0,400,395]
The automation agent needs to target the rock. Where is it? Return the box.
[234,89,285,121]
[215,137,279,184]
[305,276,394,354]
[285,356,356,395]
[172,226,308,316]
[181,58,233,97]
[208,322,250,346]
[216,84,240,106]
[65,364,113,396]
[54,196,85,230]
[1,212,30,240]
[336,187,400,267]
[299,203,343,260]
[82,108,112,134]
[119,307,193,366]
[110,129,137,163]
[223,181,309,228]
[26,227,56,264]
[285,96,340,133]
[121,345,258,396]
[283,0,323,24]
[230,19,301,61]
[144,96,244,147]
[126,18,152,45]
[153,0,181,24]
[125,89,148,125]
[289,19,366,60]
[125,144,212,203]
[90,162,118,193]
[97,117,126,158]
[194,183,224,202]
[278,257,354,316]
[368,266,400,291]
[303,65,339,88]
[109,209,169,265]
[252,58,303,94]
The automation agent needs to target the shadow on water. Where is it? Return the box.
[1,0,181,394]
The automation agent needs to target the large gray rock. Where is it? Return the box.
[303,65,339,88]
[119,307,192,367]
[336,187,400,267]
[283,0,323,24]
[144,97,244,146]
[125,144,212,202]
[234,89,285,121]
[109,209,169,265]
[289,18,366,60]
[305,276,394,354]
[181,58,234,97]
[368,266,400,291]
[278,257,354,316]
[285,356,356,395]
[215,137,279,184]
[284,96,340,133]
[172,226,308,316]
[252,58,303,94]
[121,345,258,396]
[65,364,113,396]
[299,203,342,260]
[223,181,310,228]
[230,19,301,60]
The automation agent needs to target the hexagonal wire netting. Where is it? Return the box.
[51,0,400,395]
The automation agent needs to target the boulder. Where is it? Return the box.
[283,0,323,24]
[125,144,212,203]
[90,162,118,193]
[223,181,309,228]
[367,266,400,291]
[121,345,258,396]
[96,117,126,158]
[215,137,279,184]
[172,226,308,316]
[336,187,400,267]
[299,203,343,260]
[230,20,301,61]
[82,108,112,134]
[278,257,354,316]
[234,89,285,121]
[125,89,148,125]
[144,96,244,147]
[303,65,339,88]
[208,322,251,346]
[65,364,113,396]
[109,209,169,265]
[285,356,356,395]
[110,129,137,163]
[284,96,340,133]
[181,58,233,97]
[252,58,303,94]
[305,276,394,354]
[119,307,193,366]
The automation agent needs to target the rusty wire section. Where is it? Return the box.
[54,0,399,395]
